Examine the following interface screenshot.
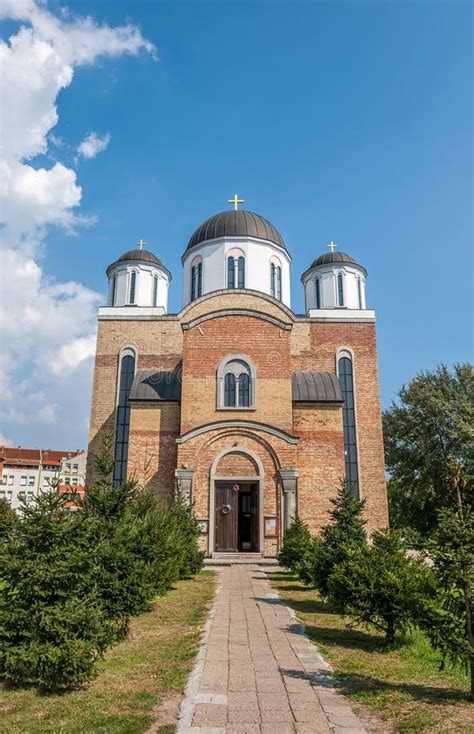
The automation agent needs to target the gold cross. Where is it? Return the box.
[328,241,337,253]
[137,238,146,251]
[227,193,244,210]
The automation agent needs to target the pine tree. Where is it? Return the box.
[303,482,367,595]
[278,516,313,574]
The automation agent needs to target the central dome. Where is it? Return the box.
[186,210,286,252]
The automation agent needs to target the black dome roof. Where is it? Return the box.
[311,252,356,268]
[106,248,171,278]
[186,210,286,252]
[116,249,163,266]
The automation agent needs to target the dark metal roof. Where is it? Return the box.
[308,251,367,276]
[129,369,181,402]
[106,249,171,278]
[186,210,287,252]
[292,372,343,403]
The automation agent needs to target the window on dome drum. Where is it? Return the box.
[357,278,362,309]
[113,352,136,486]
[111,274,117,306]
[270,263,282,300]
[338,356,359,498]
[238,256,245,288]
[218,356,255,409]
[337,273,344,306]
[315,278,321,309]
[129,271,137,304]
[152,275,158,307]
[227,257,235,288]
[227,256,245,289]
[191,262,202,301]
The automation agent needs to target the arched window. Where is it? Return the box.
[337,273,344,307]
[224,373,236,407]
[337,353,359,498]
[227,256,235,288]
[315,278,321,309]
[129,271,137,304]
[113,350,136,486]
[217,355,256,409]
[357,278,362,309]
[111,274,117,306]
[270,262,282,300]
[191,260,202,301]
[238,256,245,288]
[152,274,158,307]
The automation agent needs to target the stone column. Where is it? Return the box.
[175,468,194,506]
[279,468,298,531]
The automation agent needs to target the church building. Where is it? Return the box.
[86,199,388,557]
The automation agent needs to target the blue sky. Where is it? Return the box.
[0,0,472,449]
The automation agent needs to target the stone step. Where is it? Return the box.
[204,554,281,567]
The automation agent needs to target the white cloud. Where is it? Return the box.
[0,1,155,449]
[77,132,111,160]
[0,433,14,447]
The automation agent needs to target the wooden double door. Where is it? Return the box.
[214,482,259,553]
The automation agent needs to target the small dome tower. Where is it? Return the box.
[106,241,172,314]
[301,242,367,313]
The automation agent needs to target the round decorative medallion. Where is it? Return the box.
[232,484,240,492]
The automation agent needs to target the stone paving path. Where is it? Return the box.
[177,565,366,733]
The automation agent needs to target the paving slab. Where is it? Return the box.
[176,565,367,733]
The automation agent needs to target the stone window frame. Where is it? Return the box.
[152,273,159,307]
[113,345,137,487]
[315,276,322,309]
[216,353,257,411]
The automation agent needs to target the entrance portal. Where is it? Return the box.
[214,481,259,552]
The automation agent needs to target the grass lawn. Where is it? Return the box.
[0,571,215,734]
[270,572,473,734]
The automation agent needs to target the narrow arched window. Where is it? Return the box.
[270,262,282,300]
[224,373,236,407]
[129,271,137,304]
[276,266,282,301]
[113,351,136,486]
[111,275,117,306]
[338,355,359,498]
[238,256,245,288]
[191,262,202,301]
[238,373,250,407]
[357,278,362,309]
[152,275,158,307]
[227,256,235,288]
[315,278,321,309]
[337,273,344,307]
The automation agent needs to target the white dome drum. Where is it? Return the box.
[182,210,291,308]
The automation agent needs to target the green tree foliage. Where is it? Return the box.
[0,446,203,692]
[0,496,18,536]
[278,516,313,574]
[301,482,367,595]
[421,461,474,700]
[383,363,474,537]
[328,529,434,644]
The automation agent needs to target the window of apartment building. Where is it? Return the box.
[27,491,34,503]
[73,464,78,472]
[8,475,14,485]
[65,463,71,472]
[20,475,27,486]
[72,477,78,486]
[28,476,35,486]
[1,474,6,485]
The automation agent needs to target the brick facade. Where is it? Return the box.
[87,290,388,556]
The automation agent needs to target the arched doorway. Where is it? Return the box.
[209,447,264,554]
